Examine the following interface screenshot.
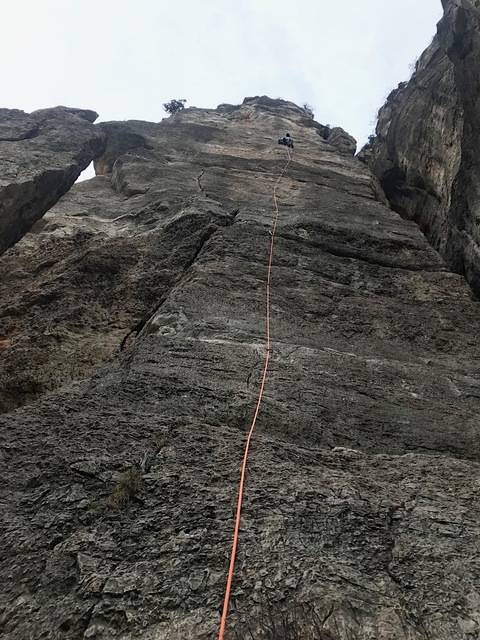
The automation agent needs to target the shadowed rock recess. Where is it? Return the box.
[0,91,480,640]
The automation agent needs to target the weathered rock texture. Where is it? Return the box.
[0,95,480,640]
[325,126,357,156]
[361,34,463,248]
[0,107,106,255]
[0,166,232,412]
[362,36,463,252]
[364,0,480,298]
[439,0,480,293]
[0,98,359,414]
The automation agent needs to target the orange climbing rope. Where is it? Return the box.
[218,147,292,640]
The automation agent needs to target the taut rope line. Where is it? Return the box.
[218,147,292,640]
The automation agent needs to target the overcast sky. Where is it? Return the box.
[3,0,442,153]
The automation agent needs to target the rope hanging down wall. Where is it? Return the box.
[218,147,293,640]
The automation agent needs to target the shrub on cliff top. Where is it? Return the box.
[163,98,186,114]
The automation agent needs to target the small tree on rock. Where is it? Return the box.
[163,99,186,114]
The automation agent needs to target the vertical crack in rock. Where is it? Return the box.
[385,507,404,589]
[120,209,238,350]
[197,168,205,192]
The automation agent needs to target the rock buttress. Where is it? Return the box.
[364,1,480,299]
[361,34,463,253]
[439,0,480,293]
[0,106,106,255]
[0,98,479,639]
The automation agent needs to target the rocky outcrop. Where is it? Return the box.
[438,0,480,293]
[361,35,463,253]
[239,96,357,155]
[326,126,357,155]
[0,107,106,255]
[0,176,232,412]
[1,97,480,639]
[363,0,480,298]
[0,102,362,413]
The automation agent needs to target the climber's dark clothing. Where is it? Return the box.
[278,133,294,149]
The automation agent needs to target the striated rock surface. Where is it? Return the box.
[0,171,233,412]
[0,100,362,414]
[0,107,106,255]
[361,35,463,253]
[364,0,480,298]
[325,126,357,156]
[0,97,480,639]
[438,0,480,293]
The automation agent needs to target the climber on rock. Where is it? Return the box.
[277,133,294,149]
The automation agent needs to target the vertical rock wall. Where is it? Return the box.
[0,107,106,255]
[439,0,480,292]
[365,0,480,297]
[363,36,462,251]
[0,98,479,639]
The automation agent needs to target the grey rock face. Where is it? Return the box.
[326,126,357,155]
[0,173,233,412]
[438,0,480,293]
[364,1,480,299]
[0,100,362,413]
[362,35,463,255]
[0,106,106,255]
[0,98,479,639]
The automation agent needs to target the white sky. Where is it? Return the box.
[2,0,442,149]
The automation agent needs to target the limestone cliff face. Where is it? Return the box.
[363,35,463,249]
[0,99,361,413]
[0,107,106,255]
[364,0,480,297]
[439,0,480,292]
[1,97,480,639]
